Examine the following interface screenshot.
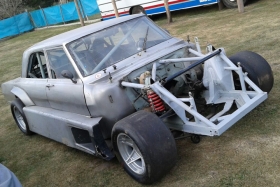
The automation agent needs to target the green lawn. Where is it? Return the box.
[1,0,280,186]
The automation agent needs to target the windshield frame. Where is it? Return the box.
[66,16,171,77]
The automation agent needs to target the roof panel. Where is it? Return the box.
[26,14,144,53]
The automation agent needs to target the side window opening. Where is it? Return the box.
[46,48,78,79]
[27,52,48,78]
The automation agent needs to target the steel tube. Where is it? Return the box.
[220,53,238,68]
[237,66,246,92]
[121,81,145,89]
[152,63,157,81]
[164,49,221,84]
[159,57,203,63]
[188,48,205,57]
[195,37,201,53]
[152,83,217,128]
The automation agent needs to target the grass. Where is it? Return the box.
[1,0,280,186]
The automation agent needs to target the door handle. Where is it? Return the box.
[46,84,54,88]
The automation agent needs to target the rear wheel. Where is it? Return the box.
[222,0,248,8]
[229,51,274,93]
[11,98,32,135]
[112,110,177,184]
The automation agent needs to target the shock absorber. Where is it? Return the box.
[147,89,165,113]
[139,71,165,113]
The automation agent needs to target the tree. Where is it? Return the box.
[0,0,61,19]
[23,0,58,8]
[0,0,23,18]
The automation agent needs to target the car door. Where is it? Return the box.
[45,47,90,116]
[17,52,50,107]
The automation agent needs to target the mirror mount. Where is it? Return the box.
[61,70,77,84]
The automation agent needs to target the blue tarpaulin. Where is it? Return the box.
[0,0,100,39]
[81,0,100,16]
[30,0,100,28]
[43,5,63,25]
[30,10,46,28]
[0,12,34,39]
[61,2,79,22]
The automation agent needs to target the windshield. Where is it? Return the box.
[67,17,171,77]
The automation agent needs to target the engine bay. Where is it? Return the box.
[124,46,204,115]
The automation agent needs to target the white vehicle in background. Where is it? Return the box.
[97,0,247,20]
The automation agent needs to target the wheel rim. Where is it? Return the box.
[13,106,26,130]
[117,133,146,175]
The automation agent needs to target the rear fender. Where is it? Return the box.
[11,87,34,106]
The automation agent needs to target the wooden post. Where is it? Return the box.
[218,1,224,10]
[163,0,172,24]
[39,6,49,27]
[74,0,85,26]
[79,0,89,21]
[59,5,65,24]
[111,0,119,18]
[237,0,244,13]
[26,9,36,28]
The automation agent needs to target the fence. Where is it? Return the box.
[0,0,100,40]
[0,12,34,39]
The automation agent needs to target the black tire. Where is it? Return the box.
[131,6,146,15]
[11,98,32,135]
[222,0,248,8]
[112,110,177,184]
[229,51,274,93]
[191,135,201,144]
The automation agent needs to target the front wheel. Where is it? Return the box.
[222,0,248,8]
[112,110,177,184]
[117,133,146,175]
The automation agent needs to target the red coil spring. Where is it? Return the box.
[147,90,165,112]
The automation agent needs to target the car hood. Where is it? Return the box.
[83,37,189,85]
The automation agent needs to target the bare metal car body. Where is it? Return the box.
[1,14,273,184]
[2,14,180,156]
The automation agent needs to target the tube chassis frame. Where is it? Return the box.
[121,44,267,136]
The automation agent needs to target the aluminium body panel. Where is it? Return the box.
[84,81,135,139]
[1,78,20,103]
[11,87,35,106]
[2,78,90,116]
[46,79,90,116]
[1,78,47,107]
[13,78,50,108]
[23,106,102,155]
